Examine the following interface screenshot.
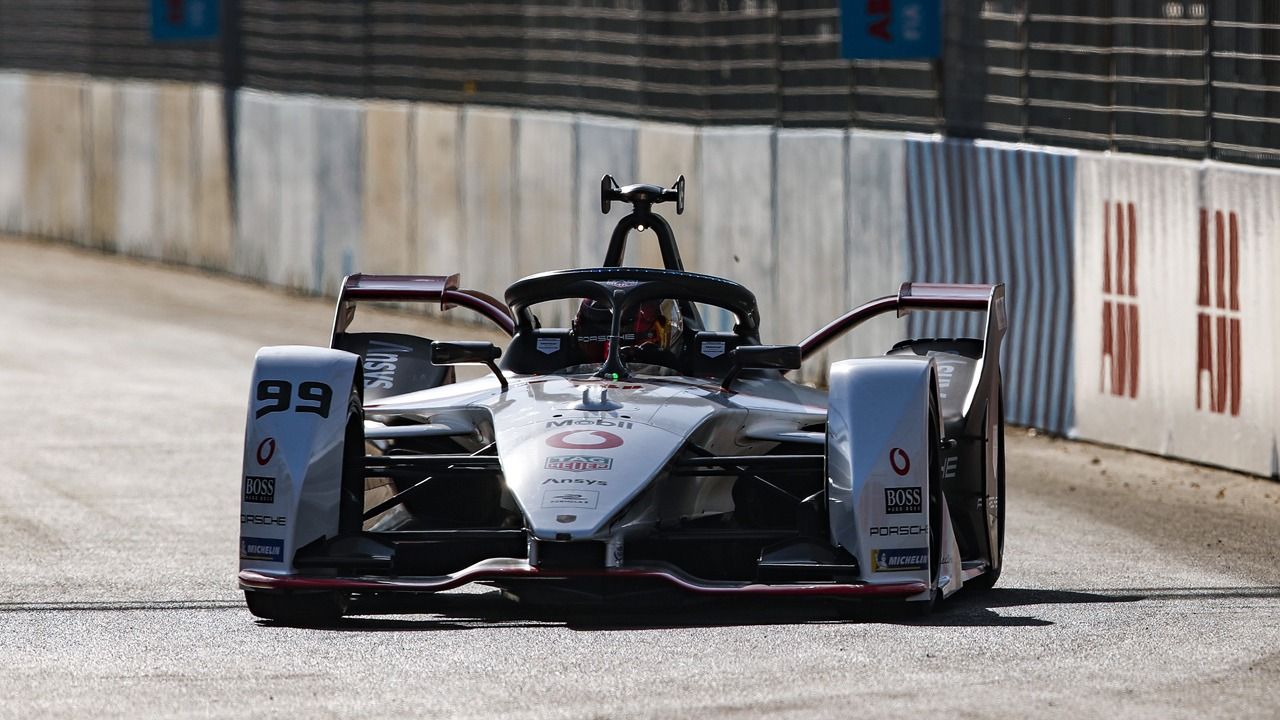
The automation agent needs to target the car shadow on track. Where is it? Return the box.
[287,586,1186,631]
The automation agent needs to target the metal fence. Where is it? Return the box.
[1,0,1279,164]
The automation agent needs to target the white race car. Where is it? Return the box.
[238,176,1008,624]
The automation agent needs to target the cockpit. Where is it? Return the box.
[500,267,762,380]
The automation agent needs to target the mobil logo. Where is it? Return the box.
[1101,200,1139,398]
[546,430,624,450]
[1195,209,1241,417]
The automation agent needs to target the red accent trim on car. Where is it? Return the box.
[331,273,516,339]
[798,294,899,359]
[238,560,928,598]
[440,289,516,336]
[799,282,1000,360]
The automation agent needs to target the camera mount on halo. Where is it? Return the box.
[599,174,687,271]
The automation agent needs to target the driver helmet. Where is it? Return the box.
[573,294,682,364]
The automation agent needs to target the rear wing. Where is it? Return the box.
[801,282,1006,433]
[799,282,1006,360]
[330,273,516,345]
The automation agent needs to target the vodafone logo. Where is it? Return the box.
[256,437,277,465]
[546,430,624,450]
[889,447,910,476]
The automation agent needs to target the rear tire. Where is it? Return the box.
[244,590,347,627]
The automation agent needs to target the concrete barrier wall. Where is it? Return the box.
[906,138,1077,434]
[2,71,1276,476]
[313,98,362,295]
[513,111,576,327]
[636,122,700,272]
[234,89,279,280]
[776,130,846,384]
[86,79,117,250]
[1197,164,1279,476]
[24,75,88,242]
[576,118,638,269]
[115,82,160,257]
[843,131,908,363]
[192,85,233,271]
[699,127,775,334]
[156,84,196,262]
[361,101,414,277]
[461,107,516,298]
[1074,153,1279,476]
[0,73,27,233]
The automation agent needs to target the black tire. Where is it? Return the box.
[244,590,347,627]
[966,384,1006,592]
[906,393,945,616]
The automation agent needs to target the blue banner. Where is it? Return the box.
[840,0,941,60]
[151,0,220,41]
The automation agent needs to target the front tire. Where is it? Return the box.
[966,385,1006,592]
[906,392,944,616]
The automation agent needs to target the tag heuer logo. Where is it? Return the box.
[545,455,612,473]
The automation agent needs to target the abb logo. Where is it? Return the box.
[1195,209,1241,416]
[1100,201,1139,398]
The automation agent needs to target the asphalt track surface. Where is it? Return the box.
[2,235,1278,719]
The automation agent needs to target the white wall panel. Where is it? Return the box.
[361,101,413,275]
[233,90,279,280]
[776,130,846,383]
[1194,163,1279,476]
[273,95,319,292]
[24,76,88,243]
[698,127,774,337]
[192,85,233,271]
[313,99,362,295]
[0,73,28,235]
[115,82,159,258]
[86,80,117,250]
[1073,153,1203,458]
[636,122,699,271]
[842,131,907,361]
[461,107,515,301]
[413,103,462,302]
[575,117,637,267]
[155,84,195,262]
[514,111,575,326]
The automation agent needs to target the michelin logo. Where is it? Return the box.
[871,547,928,572]
[240,537,284,562]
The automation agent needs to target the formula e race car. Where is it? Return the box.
[238,176,1007,625]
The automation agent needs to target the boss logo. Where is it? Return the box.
[243,475,275,504]
[884,486,922,514]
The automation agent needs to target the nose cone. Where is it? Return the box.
[497,419,685,539]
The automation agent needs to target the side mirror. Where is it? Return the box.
[722,345,802,391]
[430,341,507,391]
